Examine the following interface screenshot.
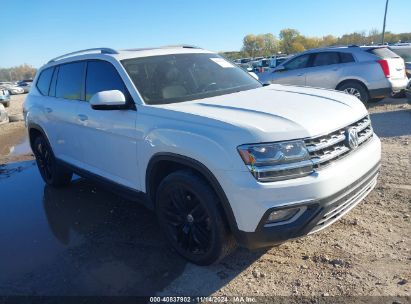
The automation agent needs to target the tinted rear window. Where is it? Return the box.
[283,54,311,70]
[368,47,399,59]
[312,52,340,66]
[340,52,355,63]
[56,62,85,100]
[36,67,54,95]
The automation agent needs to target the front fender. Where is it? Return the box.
[138,126,245,192]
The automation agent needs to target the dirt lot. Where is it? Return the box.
[0,94,31,164]
[0,94,410,299]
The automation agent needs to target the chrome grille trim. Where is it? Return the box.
[305,116,373,169]
[306,133,345,153]
[311,146,350,166]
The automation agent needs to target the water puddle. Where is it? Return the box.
[0,161,187,295]
[8,135,31,156]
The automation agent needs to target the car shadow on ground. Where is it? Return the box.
[0,161,265,296]
[370,109,411,138]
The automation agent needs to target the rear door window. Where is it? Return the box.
[368,47,400,59]
[283,54,311,70]
[85,61,127,101]
[312,52,340,67]
[36,67,54,95]
[55,62,85,100]
[340,52,355,63]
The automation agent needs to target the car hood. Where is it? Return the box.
[161,84,368,141]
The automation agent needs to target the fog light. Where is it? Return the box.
[266,207,301,224]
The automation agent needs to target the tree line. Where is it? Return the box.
[222,28,411,59]
[0,64,37,82]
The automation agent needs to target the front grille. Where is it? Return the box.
[304,116,373,169]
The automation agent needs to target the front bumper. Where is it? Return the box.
[215,134,381,248]
[236,162,379,249]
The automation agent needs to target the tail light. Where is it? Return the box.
[377,59,390,78]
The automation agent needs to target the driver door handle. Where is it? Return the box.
[77,114,88,121]
[45,107,52,113]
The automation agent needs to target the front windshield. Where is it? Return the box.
[122,53,261,105]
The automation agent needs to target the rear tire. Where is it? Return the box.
[33,136,72,187]
[156,170,236,265]
[4,101,10,107]
[338,82,369,105]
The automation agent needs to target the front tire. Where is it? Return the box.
[338,82,369,105]
[33,136,72,187]
[156,170,236,265]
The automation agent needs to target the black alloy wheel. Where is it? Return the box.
[33,136,72,187]
[156,170,235,265]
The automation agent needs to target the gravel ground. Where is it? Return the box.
[0,94,31,164]
[0,93,410,299]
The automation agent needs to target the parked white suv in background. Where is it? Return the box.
[24,46,381,265]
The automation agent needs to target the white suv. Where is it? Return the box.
[24,46,381,265]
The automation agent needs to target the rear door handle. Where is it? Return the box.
[297,73,304,76]
[45,107,52,113]
[77,114,88,121]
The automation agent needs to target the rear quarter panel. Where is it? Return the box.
[338,61,389,90]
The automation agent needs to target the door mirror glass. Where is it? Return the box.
[89,90,127,110]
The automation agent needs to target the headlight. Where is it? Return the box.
[238,140,314,182]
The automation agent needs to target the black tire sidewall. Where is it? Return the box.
[156,170,229,265]
[339,82,369,104]
[33,136,72,187]
[34,136,55,184]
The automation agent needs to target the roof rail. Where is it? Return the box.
[165,44,201,49]
[123,44,201,52]
[48,48,119,63]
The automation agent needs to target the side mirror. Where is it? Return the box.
[274,65,286,73]
[89,90,128,110]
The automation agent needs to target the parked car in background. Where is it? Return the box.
[406,79,411,104]
[388,45,411,98]
[240,62,253,72]
[0,87,10,107]
[17,80,33,93]
[256,58,271,73]
[259,46,408,104]
[269,55,289,69]
[0,82,25,94]
[390,45,411,77]
[250,60,260,73]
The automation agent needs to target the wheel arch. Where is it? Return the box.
[335,78,369,93]
[146,152,240,236]
[28,123,50,152]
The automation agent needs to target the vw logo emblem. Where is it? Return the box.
[345,128,359,149]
